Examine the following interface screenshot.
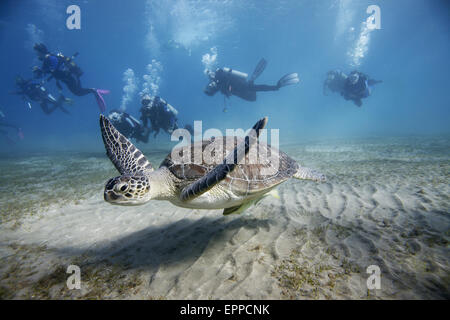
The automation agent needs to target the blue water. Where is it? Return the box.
[0,0,449,153]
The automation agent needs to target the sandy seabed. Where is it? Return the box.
[0,136,449,299]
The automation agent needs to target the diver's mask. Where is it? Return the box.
[141,94,151,106]
[349,73,359,85]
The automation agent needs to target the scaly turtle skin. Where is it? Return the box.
[100,115,326,215]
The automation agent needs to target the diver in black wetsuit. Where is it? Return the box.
[32,43,109,111]
[107,110,150,143]
[140,95,179,138]
[204,58,300,107]
[13,76,73,114]
[32,43,92,96]
[342,71,382,107]
[324,69,382,107]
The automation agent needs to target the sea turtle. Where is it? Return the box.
[100,115,326,215]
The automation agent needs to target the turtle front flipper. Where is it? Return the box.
[99,115,154,175]
[180,117,268,202]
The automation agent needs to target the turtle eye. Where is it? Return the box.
[114,183,128,193]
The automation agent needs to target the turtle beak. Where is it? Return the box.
[104,190,120,202]
[103,190,142,206]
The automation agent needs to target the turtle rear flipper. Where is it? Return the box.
[180,117,268,202]
[99,115,154,175]
[223,203,249,215]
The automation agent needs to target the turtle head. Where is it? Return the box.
[104,174,151,206]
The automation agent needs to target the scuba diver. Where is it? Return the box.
[32,43,109,112]
[204,58,300,110]
[107,110,150,143]
[324,69,382,107]
[0,109,24,144]
[140,94,179,138]
[343,71,382,107]
[13,76,73,115]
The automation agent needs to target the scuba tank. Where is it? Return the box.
[222,67,248,81]
[57,52,83,77]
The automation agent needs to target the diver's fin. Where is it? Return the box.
[64,97,74,106]
[249,58,267,82]
[293,166,326,182]
[277,73,300,88]
[94,89,110,113]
